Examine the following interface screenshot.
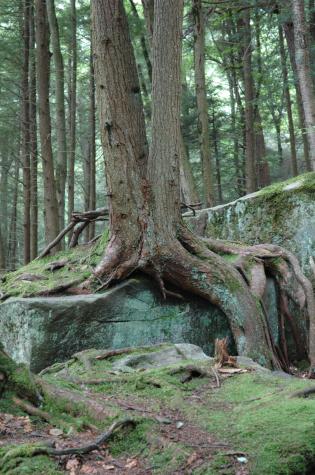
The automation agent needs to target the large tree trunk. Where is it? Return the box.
[35,0,60,246]
[292,0,315,171]
[193,0,214,207]
[90,0,283,369]
[47,0,67,232]
[141,0,199,206]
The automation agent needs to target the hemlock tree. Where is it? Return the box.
[90,0,315,374]
[292,0,315,171]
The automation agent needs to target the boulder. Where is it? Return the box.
[0,276,234,372]
[188,173,315,282]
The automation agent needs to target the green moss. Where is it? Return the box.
[0,231,110,298]
[256,172,315,198]
[108,418,154,457]
[0,445,63,475]
[191,373,315,475]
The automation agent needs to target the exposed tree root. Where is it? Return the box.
[0,419,135,474]
[73,224,315,375]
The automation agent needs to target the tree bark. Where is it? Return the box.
[89,0,288,369]
[279,23,298,176]
[241,8,257,193]
[35,0,60,246]
[292,0,315,171]
[22,0,31,264]
[30,0,38,261]
[68,0,77,223]
[283,19,311,171]
[8,161,20,270]
[193,0,214,207]
[46,0,67,231]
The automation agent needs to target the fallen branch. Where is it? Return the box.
[46,418,135,456]
[0,419,136,470]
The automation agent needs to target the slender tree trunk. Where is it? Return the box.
[35,0,60,246]
[29,0,38,260]
[225,12,243,196]
[46,0,67,231]
[68,0,77,222]
[22,0,31,264]
[193,0,214,206]
[8,161,20,270]
[88,41,96,241]
[241,8,256,193]
[129,0,152,82]
[212,111,223,203]
[292,0,315,170]
[283,19,311,171]
[279,23,298,176]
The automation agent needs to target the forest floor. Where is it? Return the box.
[1,348,315,474]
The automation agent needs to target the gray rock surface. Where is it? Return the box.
[112,343,212,372]
[0,276,234,372]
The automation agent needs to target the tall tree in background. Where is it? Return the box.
[68,0,77,221]
[193,0,214,206]
[47,0,67,231]
[292,0,315,171]
[35,0,59,245]
[278,22,298,176]
[29,0,38,260]
[241,8,256,193]
[21,0,31,264]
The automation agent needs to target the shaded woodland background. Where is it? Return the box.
[0,0,314,271]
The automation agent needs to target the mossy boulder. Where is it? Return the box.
[0,276,235,372]
[189,172,315,282]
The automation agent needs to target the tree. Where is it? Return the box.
[47,0,67,231]
[241,8,257,193]
[278,22,298,176]
[90,0,315,373]
[193,0,214,206]
[35,0,60,245]
[292,0,315,171]
[21,0,31,264]
[68,0,77,222]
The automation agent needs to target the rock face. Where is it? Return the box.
[189,173,315,281]
[0,276,234,372]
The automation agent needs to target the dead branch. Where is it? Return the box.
[37,207,109,259]
[45,419,136,456]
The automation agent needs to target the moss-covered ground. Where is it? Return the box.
[1,348,315,474]
[0,230,109,298]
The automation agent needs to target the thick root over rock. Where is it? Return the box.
[76,223,315,374]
